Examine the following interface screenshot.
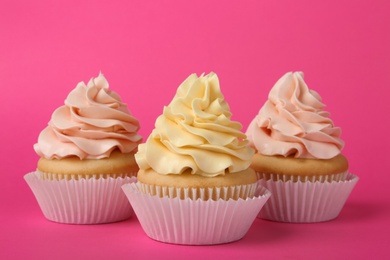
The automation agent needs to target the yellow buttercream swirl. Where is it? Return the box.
[135,72,254,177]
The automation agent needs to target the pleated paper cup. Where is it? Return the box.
[257,173,359,223]
[138,182,258,200]
[122,181,271,245]
[257,171,349,182]
[24,171,136,224]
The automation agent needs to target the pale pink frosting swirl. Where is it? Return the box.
[246,72,344,159]
[34,73,142,159]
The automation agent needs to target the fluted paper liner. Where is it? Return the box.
[24,171,136,224]
[122,181,271,245]
[258,173,359,223]
[257,171,349,182]
[138,182,258,200]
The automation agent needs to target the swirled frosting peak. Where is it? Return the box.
[246,72,344,159]
[135,72,254,177]
[34,73,142,159]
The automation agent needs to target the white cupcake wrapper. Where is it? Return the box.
[24,171,136,224]
[121,181,271,245]
[138,182,258,200]
[258,173,359,223]
[257,171,349,182]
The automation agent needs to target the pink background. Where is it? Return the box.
[1,0,389,258]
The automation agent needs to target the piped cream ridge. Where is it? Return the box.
[135,72,254,177]
[246,72,344,159]
[34,73,142,160]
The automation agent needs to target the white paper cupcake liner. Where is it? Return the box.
[38,171,135,181]
[122,181,271,245]
[257,173,359,223]
[24,171,136,224]
[257,171,349,182]
[138,182,258,200]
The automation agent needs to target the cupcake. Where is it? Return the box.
[122,72,270,245]
[246,71,358,223]
[25,73,142,224]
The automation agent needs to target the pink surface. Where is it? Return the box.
[1,0,389,259]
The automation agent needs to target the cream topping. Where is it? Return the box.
[246,72,344,159]
[34,73,142,159]
[135,72,254,177]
